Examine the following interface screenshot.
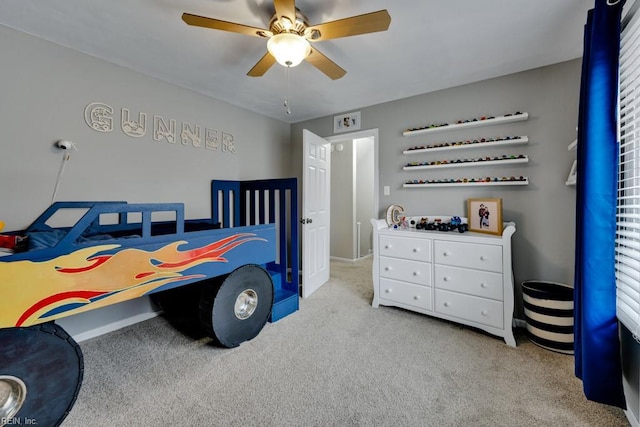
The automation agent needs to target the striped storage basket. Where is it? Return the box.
[521,281,574,354]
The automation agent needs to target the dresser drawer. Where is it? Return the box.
[435,289,503,329]
[379,256,431,286]
[434,240,502,273]
[379,235,431,262]
[434,265,503,301]
[379,278,432,310]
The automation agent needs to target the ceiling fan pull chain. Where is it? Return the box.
[284,65,291,115]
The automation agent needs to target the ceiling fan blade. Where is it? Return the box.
[273,0,297,23]
[306,48,346,80]
[305,10,391,41]
[247,52,277,77]
[182,13,271,38]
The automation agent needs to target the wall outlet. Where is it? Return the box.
[383,186,390,195]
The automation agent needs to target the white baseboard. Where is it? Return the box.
[625,408,640,427]
[71,311,159,343]
[330,254,372,263]
[330,256,357,263]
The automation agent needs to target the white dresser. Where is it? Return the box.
[371,218,517,346]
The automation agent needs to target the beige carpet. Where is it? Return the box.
[63,258,628,426]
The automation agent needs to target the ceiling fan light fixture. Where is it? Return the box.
[267,33,311,67]
[182,5,390,79]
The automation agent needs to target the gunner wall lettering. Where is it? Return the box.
[84,102,236,154]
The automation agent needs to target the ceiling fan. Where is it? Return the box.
[182,0,391,80]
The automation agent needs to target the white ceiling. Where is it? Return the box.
[0,0,592,123]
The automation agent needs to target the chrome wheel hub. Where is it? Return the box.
[0,376,26,425]
[234,289,258,320]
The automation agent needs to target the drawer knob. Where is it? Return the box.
[443,276,450,282]
[413,248,420,253]
[480,256,486,261]
[481,310,488,316]
[480,282,487,288]
[385,288,392,294]
[385,244,391,249]
[443,302,450,307]
[413,271,419,276]
[413,295,420,300]
[385,266,391,271]
[443,251,451,257]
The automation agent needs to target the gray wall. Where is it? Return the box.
[355,137,374,257]
[0,25,291,336]
[330,142,354,259]
[292,59,580,319]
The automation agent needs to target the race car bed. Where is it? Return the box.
[0,178,299,426]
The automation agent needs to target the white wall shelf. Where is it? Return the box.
[404,178,529,188]
[404,136,528,155]
[403,112,529,137]
[566,136,577,186]
[566,159,577,186]
[404,156,528,171]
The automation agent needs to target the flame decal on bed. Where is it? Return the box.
[55,255,111,273]
[151,233,261,269]
[1,233,266,328]
[16,290,108,327]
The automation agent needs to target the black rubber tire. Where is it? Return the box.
[199,264,274,348]
[0,322,83,427]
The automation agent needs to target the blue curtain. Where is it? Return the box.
[574,0,625,408]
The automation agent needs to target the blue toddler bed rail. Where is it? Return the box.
[211,178,299,322]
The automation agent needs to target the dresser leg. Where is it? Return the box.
[504,330,517,347]
[372,295,379,308]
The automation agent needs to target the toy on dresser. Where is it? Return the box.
[384,206,469,233]
[411,215,469,233]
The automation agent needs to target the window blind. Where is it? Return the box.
[617,4,640,339]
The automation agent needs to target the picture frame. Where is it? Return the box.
[467,198,503,235]
[333,111,361,133]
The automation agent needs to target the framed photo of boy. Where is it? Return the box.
[467,198,503,235]
[333,111,361,133]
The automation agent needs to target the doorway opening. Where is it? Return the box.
[327,129,379,262]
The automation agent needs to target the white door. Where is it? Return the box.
[302,129,331,298]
